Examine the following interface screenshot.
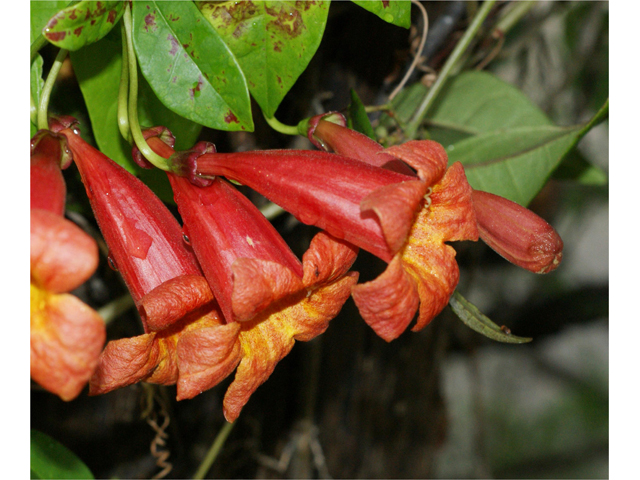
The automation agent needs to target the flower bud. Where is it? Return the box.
[472,190,563,274]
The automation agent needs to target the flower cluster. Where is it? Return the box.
[31,112,562,420]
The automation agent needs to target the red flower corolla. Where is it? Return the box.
[144,133,359,421]
[30,131,104,401]
[175,133,477,342]
[310,114,563,274]
[59,127,239,395]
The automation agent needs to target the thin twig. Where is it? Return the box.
[388,0,429,101]
[193,421,236,479]
[404,0,497,139]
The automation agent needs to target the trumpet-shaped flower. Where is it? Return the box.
[144,132,359,421]
[30,131,104,401]
[59,127,235,394]
[310,114,563,274]
[176,136,477,341]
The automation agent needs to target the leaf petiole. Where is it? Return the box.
[38,47,68,131]
[117,23,132,143]
[123,3,170,171]
[263,113,300,136]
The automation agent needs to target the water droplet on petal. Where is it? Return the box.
[107,255,118,271]
[182,233,191,245]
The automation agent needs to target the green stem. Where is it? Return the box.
[123,3,169,170]
[38,48,68,131]
[98,294,135,325]
[193,421,235,479]
[494,0,536,34]
[404,0,497,139]
[263,113,299,135]
[117,23,132,143]
[30,35,48,64]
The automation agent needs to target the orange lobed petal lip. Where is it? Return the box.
[351,162,479,341]
[89,333,159,396]
[231,258,305,322]
[31,284,105,401]
[222,269,358,422]
[176,321,242,401]
[140,274,215,331]
[31,209,99,294]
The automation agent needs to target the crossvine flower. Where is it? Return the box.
[30,130,104,401]
[144,131,359,421]
[172,129,478,342]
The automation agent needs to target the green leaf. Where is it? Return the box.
[197,1,330,118]
[347,89,376,139]
[31,430,94,479]
[31,1,71,43]
[71,29,202,167]
[449,291,532,344]
[385,71,554,144]
[428,71,554,134]
[351,0,411,28]
[450,100,608,205]
[42,0,124,50]
[70,28,201,203]
[133,1,253,131]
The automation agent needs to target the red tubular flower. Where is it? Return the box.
[30,131,104,401]
[144,133,359,421]
[169,175,305,323]
[310,114,563,274]
[58,127,240,395]
[182,136,477,341]
[471,190,563,273]
[30,130,70,215]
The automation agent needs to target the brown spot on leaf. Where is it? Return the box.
[46,31,67,42]
[382,0,390,7]
[224,111,239,124]
[107,9,117,23]
[168,34,180,55]
[144,13,156,32]
[265,5,305,38]
[73,26,83,36]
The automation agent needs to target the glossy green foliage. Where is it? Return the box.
[132,1,253,131]
[388,71,607,205]
[198,1,330,118]
[31,430,94,479]
[70,28,202,174]
[351,0,411,28]
[42,0,124,50]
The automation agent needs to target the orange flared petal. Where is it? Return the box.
[31,209,99,293]
[302,231,359,286]
[401,162,479,332]
[360,179,428,256]
[89,333,159,395]
[176,321,242,400]
[222,271,358,422]
[351,256,420,342]
[383,140,448,186]
[140,275,215,331]
[31,285,105,401]
[231,258,305,322]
